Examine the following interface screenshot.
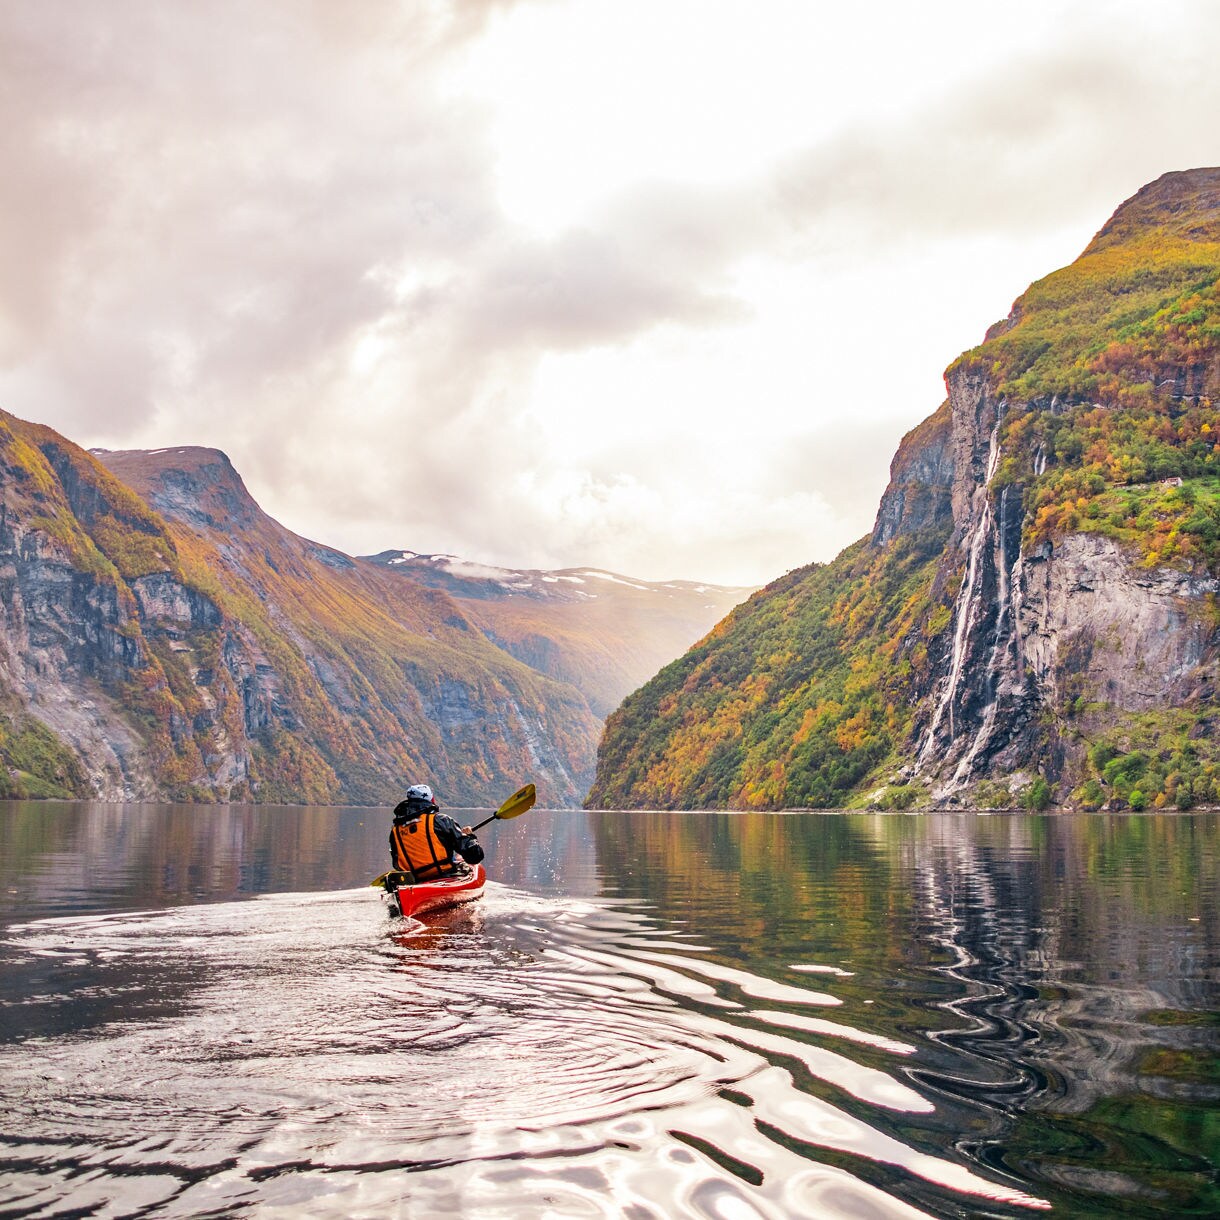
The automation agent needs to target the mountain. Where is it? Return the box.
[588,168,1220,812]
[362,551,751,718]
[0,422,601,806]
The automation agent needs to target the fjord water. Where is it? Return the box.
[1,806,1217,1218]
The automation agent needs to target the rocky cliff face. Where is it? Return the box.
[871,401,955,546]
[100,446,604,806]
[906,166,1220,801]
[911,364,1220,799]
[0,420,604,806]
[910,368,1025,786]
[0,417,197,798]
[589,168,1220,811]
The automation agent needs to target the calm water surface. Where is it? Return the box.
[1,804,1217,1218]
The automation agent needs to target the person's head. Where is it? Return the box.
[393,783,439,821]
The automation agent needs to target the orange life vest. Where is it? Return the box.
[389,812,456,880]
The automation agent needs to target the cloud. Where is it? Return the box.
[0,2,500,425]
[0,1,768,441]
[455,216,757,354]
[774,13,1220,252]
[766,417,918,530]
[1,1,1218,585]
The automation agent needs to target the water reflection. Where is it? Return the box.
[0,805,1216,1218]
[0,799,601,921]
[592,811,1220,1216]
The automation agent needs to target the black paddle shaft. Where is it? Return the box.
[468,784,536,832]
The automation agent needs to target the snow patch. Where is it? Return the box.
[579,570,651,590]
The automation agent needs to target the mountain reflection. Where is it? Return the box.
[0,800,603,920]
[590,810,1220,1215]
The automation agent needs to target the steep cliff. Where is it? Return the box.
[363,551,752,718]
[0,420,602,806]
[589,168,1220,811]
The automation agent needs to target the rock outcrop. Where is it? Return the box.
[871,401,955,546]
[912,359,1220,798]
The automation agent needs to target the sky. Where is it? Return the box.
[2,1,1219,585]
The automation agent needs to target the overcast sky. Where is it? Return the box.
[2,1,1219,584]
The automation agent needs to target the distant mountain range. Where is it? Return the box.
[363,551,749,718]
[589,168,1220,812]
[0,426,746,806]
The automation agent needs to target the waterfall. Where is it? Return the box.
[949,483,1014,785]
[917,423,1002,771]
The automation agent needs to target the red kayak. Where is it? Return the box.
[387,864,486,919]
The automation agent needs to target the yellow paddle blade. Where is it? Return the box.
[370,869,412,889]
[495,782,536,820]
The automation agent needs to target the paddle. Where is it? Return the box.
[469,782,536,831]
[370,783,537,888]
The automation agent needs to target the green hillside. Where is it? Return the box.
[591,527,947,810]
[968,171,1220,566]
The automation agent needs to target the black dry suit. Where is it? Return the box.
[389,799,484,881]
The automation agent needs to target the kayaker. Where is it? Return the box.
[389,784,485,881]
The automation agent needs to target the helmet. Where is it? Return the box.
[393,783,439,823]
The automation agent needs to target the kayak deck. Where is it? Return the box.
[386,863,486,919]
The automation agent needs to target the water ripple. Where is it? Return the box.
[0,885,1049,1217]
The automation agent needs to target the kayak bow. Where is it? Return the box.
[383,864,486,920]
